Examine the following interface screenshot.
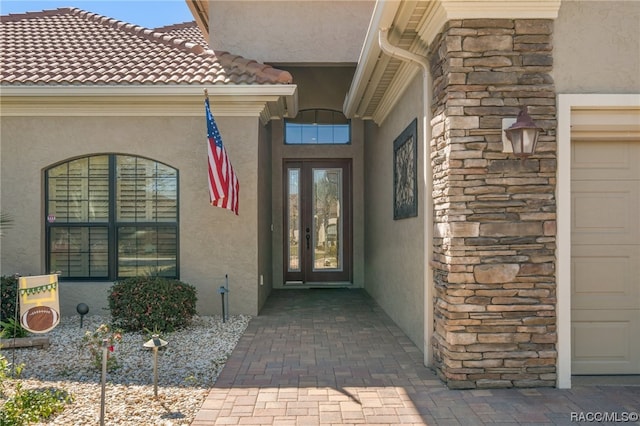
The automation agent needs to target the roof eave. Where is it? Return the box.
[344,0,562,124]
[186,0,210,39]
[343,0,400,120]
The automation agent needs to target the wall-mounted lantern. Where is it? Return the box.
[502,107,542,160]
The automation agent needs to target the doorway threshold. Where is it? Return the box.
[284,281,353,287]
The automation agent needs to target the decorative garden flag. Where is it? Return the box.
[19,274,60,333]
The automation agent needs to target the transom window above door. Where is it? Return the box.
[45,154,179,280]
[285,109,350,144]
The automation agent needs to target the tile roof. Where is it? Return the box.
[154,21,210,48]
[0,7,292,86]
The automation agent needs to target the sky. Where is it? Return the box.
[0,0,195,28]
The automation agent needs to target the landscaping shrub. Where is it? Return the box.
[0,352,11,396]
[108,277,197,332]
[1,275,18,322]
[0,383,73,426]
[1,276,30,339]
[0,318,30,339]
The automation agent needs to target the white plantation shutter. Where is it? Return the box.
[48,156,109,222]
[117,157,177,222]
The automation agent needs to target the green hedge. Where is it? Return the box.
[1,275,18,322]
[108,277,197,332]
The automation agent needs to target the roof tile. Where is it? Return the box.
[0,7,292,86]
[154,22,210,47]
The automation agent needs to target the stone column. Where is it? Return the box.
[428,19,557,389]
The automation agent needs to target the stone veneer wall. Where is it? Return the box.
[427,19,557,389]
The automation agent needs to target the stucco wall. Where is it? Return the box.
[280,67,357,111]
[257,122,273,312]
[209,1,374,64]
[0,114,261,317]
[363,73,425,351]
[554,1,640,93]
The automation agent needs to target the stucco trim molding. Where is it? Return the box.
[556,93,640,389]
[0,85,298,124]
[419,0,561,45]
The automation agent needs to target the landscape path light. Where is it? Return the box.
[218,286,229,323]
[144,334,168,398]
[76,303,89,328]
[100,338,108,426]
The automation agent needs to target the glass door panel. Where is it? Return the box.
[312,168,342,271]
[287,168,301,273]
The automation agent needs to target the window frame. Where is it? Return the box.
[45,154,180,281]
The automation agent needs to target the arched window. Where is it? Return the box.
[285,109,350,144]
[45,154,179,280]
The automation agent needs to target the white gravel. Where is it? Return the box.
[1,313,250,425]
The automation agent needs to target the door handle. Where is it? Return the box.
[306,227,310,249]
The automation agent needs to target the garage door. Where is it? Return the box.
[571,139,640,374]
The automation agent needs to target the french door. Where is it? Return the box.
[284,159,352,284]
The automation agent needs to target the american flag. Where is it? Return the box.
[206,97,239,215]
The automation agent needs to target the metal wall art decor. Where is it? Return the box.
[393,118,418,220]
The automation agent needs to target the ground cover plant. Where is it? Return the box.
[0,355,73,426]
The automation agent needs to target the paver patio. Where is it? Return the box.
[192,289,640,425]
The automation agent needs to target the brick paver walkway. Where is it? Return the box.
[192,289,640,425]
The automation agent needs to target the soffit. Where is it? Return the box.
[344,0,562,125]
[363,1,431,123]
[186,0,210,40]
